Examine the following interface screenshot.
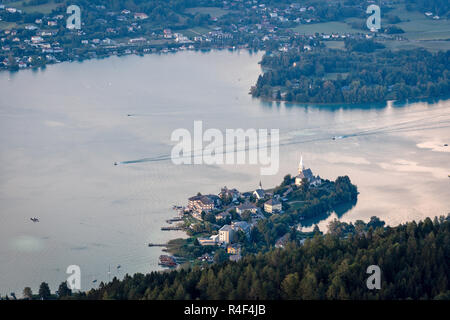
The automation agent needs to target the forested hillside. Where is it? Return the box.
[65,215,450,300]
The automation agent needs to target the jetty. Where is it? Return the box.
[148,243,168,247]
[161,226,183,231]
[166,217,183,224]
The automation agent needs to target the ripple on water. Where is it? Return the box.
[10,235,45,252]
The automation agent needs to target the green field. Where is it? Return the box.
[324,41,346,49]
[384,39,450,52]
[0,21,17,30]
[287,201,306,211]
[292,21,363,35]
[179,26,212,37]
[185,7,230,18]
[388,4,450,40]
[7,0,63,14]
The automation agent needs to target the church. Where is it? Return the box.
[295,156,322,187]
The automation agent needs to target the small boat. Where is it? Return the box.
[117,265,121,269]
[114,162,118,166]
[92,279,97,283]
[159,255,177,267]
[444,144,448,147]
[30,217,39,223]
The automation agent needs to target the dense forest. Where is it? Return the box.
[251,45,450,104]
[44,215,449,300]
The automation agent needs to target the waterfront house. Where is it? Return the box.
[264,199,282,213]
[188,195,220,214]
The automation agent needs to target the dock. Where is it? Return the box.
[148,243,168,247]
[161,226,183,231]
[165,217,183,224]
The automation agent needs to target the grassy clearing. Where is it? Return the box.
[7,0,63,14]
[287,201,307,211]
[180,26,212,37]
[388,4,450,40]
[325,41,346,49]
[0,21,17,30]
[185,7,230,18]
[293,21,364,35]
[384,39,450,52]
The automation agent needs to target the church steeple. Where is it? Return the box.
[298,155,304,174]
[259,180,263,190]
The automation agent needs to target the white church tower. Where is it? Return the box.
[298,155,304,175]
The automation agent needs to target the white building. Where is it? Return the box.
[253,181,265,199]
[295,156,322,187]
[219,225,234,244]
[264,199,282,213]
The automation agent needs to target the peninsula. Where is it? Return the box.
[158,158,358,267]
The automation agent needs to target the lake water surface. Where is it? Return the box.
[0,50,449,295]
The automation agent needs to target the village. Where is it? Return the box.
[156,157,325,267]
[0,0,429,71]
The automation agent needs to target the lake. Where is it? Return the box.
[0,50,449,295]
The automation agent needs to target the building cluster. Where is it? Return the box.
[0,1,405,71]
[186,156,322,261]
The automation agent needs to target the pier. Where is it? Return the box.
[166,217,183,224]
[148,243,168,247]
[161,226,184,231]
